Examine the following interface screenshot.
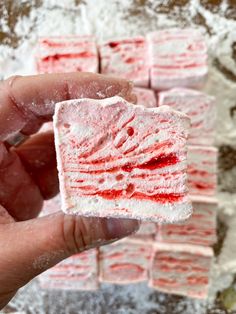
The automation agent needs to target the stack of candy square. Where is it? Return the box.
[149,29,218,299]
[38,195,99,291]
[36,29,218,299]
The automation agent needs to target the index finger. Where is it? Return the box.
[0,72,135,141]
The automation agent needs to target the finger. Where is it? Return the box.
[0,142,43,221]
[0,212,140,293]
[0,73,135,141]
[14,131,59,200]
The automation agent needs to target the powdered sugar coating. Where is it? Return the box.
[54,96,191,223]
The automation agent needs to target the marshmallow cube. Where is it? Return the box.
[100,37,149,87]
[149,243,213,299]
[147,29,208,90]
[39,249,99,291]
[188,146,218,197]
[54,96,191,223]
[36,36,98,74]
[156,201,217,246]
[99,239,152,284]
[158,88,216,146]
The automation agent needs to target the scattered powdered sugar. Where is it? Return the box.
[1,0,236,313]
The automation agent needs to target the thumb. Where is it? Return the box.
[0,211,139,293]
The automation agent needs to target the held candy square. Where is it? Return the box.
[149,243,213,299]
[147,29,208,90]
[54,96,192,223]
[99,37,149,87]
[188,146,218,197]
[134,87,157,108]
[99,239,153,284]
[39,249,99,291]
[36,36,98,74]
[156,200,217,246]
[158,88,216,146]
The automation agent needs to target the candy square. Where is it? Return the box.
[54,96,191,223]
[158,88,216,145]
[149,243,213,299]
[134,87,157,108]
[99,37,149,87]
[99,239,153,284]
[39,249,99,291]
[156,200,217,246]
[147,29,208,90]
[36,36,98,74]
[188,146,218,197]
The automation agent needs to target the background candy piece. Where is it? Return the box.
[156,201,217,246]
[188,146,218,197]
[158,88,216,146]
[54,96,191,223]
[132,222,157,240]
[149,243,213,299]
[99,239,153,284]
[36,36,98,74]
[147,29,208,90]
[99,37,149,87]
[39,249,99,291]
[134,87,157,108]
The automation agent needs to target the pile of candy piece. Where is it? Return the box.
[37,29,217,299]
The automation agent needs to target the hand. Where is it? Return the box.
[0,73,139,309]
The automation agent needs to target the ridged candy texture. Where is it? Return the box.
[54,96,192,223]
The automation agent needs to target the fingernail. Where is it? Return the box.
[104,218,140,241]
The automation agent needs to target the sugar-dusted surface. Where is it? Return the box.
[148,29,208,90]
[149,243,213,299]
[156,201,217,246]
[39,249,99,291]
[134,87,157,108]
[54,96,191,222]
[188,146,218,197]
[99,239,152,284]
[100,37,149,87]
[36,36,98,74]
[158,88,216,146]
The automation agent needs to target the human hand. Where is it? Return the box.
[0,73,139,309]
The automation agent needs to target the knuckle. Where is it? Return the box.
[61,214,91,255]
